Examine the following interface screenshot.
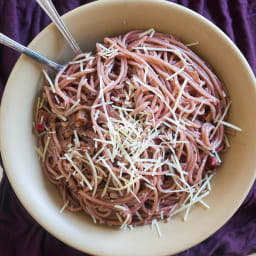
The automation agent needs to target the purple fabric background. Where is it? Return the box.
[0,0,256,255]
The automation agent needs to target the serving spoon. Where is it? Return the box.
[0,32,65,71]
[36,0,82,54]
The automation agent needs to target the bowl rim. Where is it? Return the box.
[1,0,256,255]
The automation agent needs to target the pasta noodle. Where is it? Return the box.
[35,29,237,228]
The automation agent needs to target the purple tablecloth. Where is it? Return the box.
[0,0,256,255]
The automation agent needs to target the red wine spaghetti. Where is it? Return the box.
[34,29,241,230]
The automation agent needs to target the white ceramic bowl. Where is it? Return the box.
[1,1,256,255]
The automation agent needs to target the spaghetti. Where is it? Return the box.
[35,29,239,229]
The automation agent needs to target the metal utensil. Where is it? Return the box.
[0,33,64,71]
[36,0,82,54]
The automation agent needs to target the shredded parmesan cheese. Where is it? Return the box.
[121,214,130,229]
[185,41,199,47]
[60,200,69,214]
[42,137,51,162]
[85,152,98,197]
[64,153,92,190]
[152,219,162,238]
[138,28,155,38]
[219,120,242,132]
[210,101,232,139]
[43,70,55,94]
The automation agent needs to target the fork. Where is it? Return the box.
[0,0,83,71]
[0,33,64,71]
[36,0,82,55]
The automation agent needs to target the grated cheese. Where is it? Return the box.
[97,43,118,59]
[101,174,111,198]
[85,152,98,197]
[183,204,191,221]
[112,105,134,112]
[173,78,188,112]
[198,199,210,209]
[66,172,71,182]
[210,101,232,139]
[92,101,113,109]
[192,101,204,122]
[225,135,230,148]
[59,200,69,214]
[219,120,242,132]
[68,56,95,65]
[93,147,104,161]
[65,99,80,115]
[42,137,51,162]
[115,205,128,212]
[138,28,155,38]
[166,67,185,81]
[136,211,143,221]
[64,153,92,190]
[145,183,156,190]
[73,130,80,147]
[152,219,162,238]
[121,214,130,229]
[193,174,214,201]
[213,150,221,163]
[130,190,141,203]
[35,147,43,159]
[128,225,134,231]
[80,62,84,72]
[109,176,141,191]
[54,95,61,104]
[116,213,123,223]
[66,76,76,81]
[171,191,210,217]
[185,41,199,47]
[144,65,149,82]
[39,95,45,109]
[56,175,64,180]
[43,69,55,94]
[35,97,40,123]
[91,215,97,224]
[100,157,122,187]
[134,46,177,54]
[93,138,114,145]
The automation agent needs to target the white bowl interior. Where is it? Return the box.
[1,1,256,255]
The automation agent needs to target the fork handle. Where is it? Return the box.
[0,33,64,71]
[36,0,82,55]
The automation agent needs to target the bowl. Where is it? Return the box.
[1,0,256,255]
